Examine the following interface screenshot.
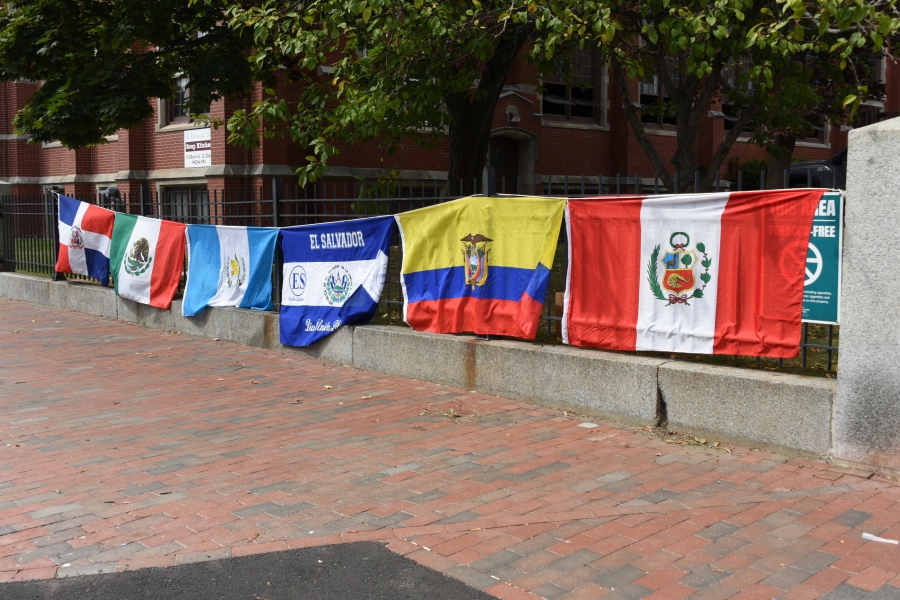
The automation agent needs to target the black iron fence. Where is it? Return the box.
[0,168,839,375]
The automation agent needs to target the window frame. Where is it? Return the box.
[541,47,607,127]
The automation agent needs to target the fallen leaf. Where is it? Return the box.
[248,533,260,542]
[361,395,372,399]
[250,380,260,384]
[159,491,172,495]
[290,398,303,404]
[15,381,25,384]
[348,530,358,533]
[216,378,225,381]
[30,320,35,322]
[470,527,481,531]
[324,385,333,389]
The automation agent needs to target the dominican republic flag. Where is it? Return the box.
[109,214,187,309]
[280,215,395,347]
[55,195,115,285]
[182,225,279,317]
[562,190,824,358]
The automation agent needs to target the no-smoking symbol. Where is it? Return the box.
[805,242,822,286]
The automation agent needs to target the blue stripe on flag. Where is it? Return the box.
[182,225,222,317]
[58,195,80,226]
[239,227,279,311]
[402,265,551,304]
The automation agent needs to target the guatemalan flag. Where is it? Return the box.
[562,189,825,358]
[182,225,280,317]
[280,216,395,346]
[55,195,115,285]
[395,196,566,339]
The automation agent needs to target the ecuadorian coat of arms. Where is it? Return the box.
[225,255,247,289]
[647,232,712,306]
[123,237,152,276]
[461,233,492,289]
[68,226,85,250]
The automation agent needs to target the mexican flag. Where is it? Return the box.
[110,214,187,309]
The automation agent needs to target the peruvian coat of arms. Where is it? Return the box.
[647,232,712,306]
[461,233,492,290]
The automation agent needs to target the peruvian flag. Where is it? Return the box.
[562,190,824,358]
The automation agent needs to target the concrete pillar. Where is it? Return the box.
[833,117,900,476]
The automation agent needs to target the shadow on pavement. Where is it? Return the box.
[3,542,494,600]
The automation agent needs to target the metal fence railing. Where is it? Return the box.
[0,168,839,375]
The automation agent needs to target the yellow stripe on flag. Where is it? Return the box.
[396,196,566,273]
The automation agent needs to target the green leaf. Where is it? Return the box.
[681,254,693,267]
[692,288,704,299]
[701,258,712,268]
[647,246,666,300]
[695,242,706,253]
[700,272,711,283]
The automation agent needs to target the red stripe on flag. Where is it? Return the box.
[713,189,823,357]
[406,296,544,339]
[564,197,645,351]
[55,243,71,273]
[148,221,187,309]
[81,204,115,237]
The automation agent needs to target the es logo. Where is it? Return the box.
[289,265,307,299]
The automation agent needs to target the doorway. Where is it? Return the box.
[490,137,520,192]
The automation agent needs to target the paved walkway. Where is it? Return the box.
[1,297,899,600]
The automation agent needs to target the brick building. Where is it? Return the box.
[1,51,895,204]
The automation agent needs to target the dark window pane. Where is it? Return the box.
[542,83,568,115]
[570,86,594,118]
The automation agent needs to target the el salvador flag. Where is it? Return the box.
[182,225,280,317]
[280,215,395,347]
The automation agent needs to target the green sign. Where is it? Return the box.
[802,192,843,324]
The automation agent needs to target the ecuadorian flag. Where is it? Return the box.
[395,196,565,339]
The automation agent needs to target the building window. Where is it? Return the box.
[542,48,606,125]
[160,188,209,223]
[801,122,829,145]
[854,105,879,127]
[163,77,210,126]
[639,57,680,128]
[721,57,756,133]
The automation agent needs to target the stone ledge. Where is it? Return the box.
[659,361,836,455]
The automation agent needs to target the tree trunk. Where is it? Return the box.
[445,25,531,196]
[765,134,796,190]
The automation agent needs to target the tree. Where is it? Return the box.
[579,0,897,193]
[0,0,253,148]
[221,0,597,193]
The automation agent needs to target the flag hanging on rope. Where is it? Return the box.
[55,195,115,285]
[395,196,566,339]
[280,215,395,347]
[562,189,825,357]
[109,213,187,309]
[182,225,279,317]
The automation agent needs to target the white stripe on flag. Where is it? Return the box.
[635,193,729,353]
[118,217,162,305]
[282,251,387,308]
[208,226,250,308]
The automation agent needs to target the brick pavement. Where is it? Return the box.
[1,296,900,599]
